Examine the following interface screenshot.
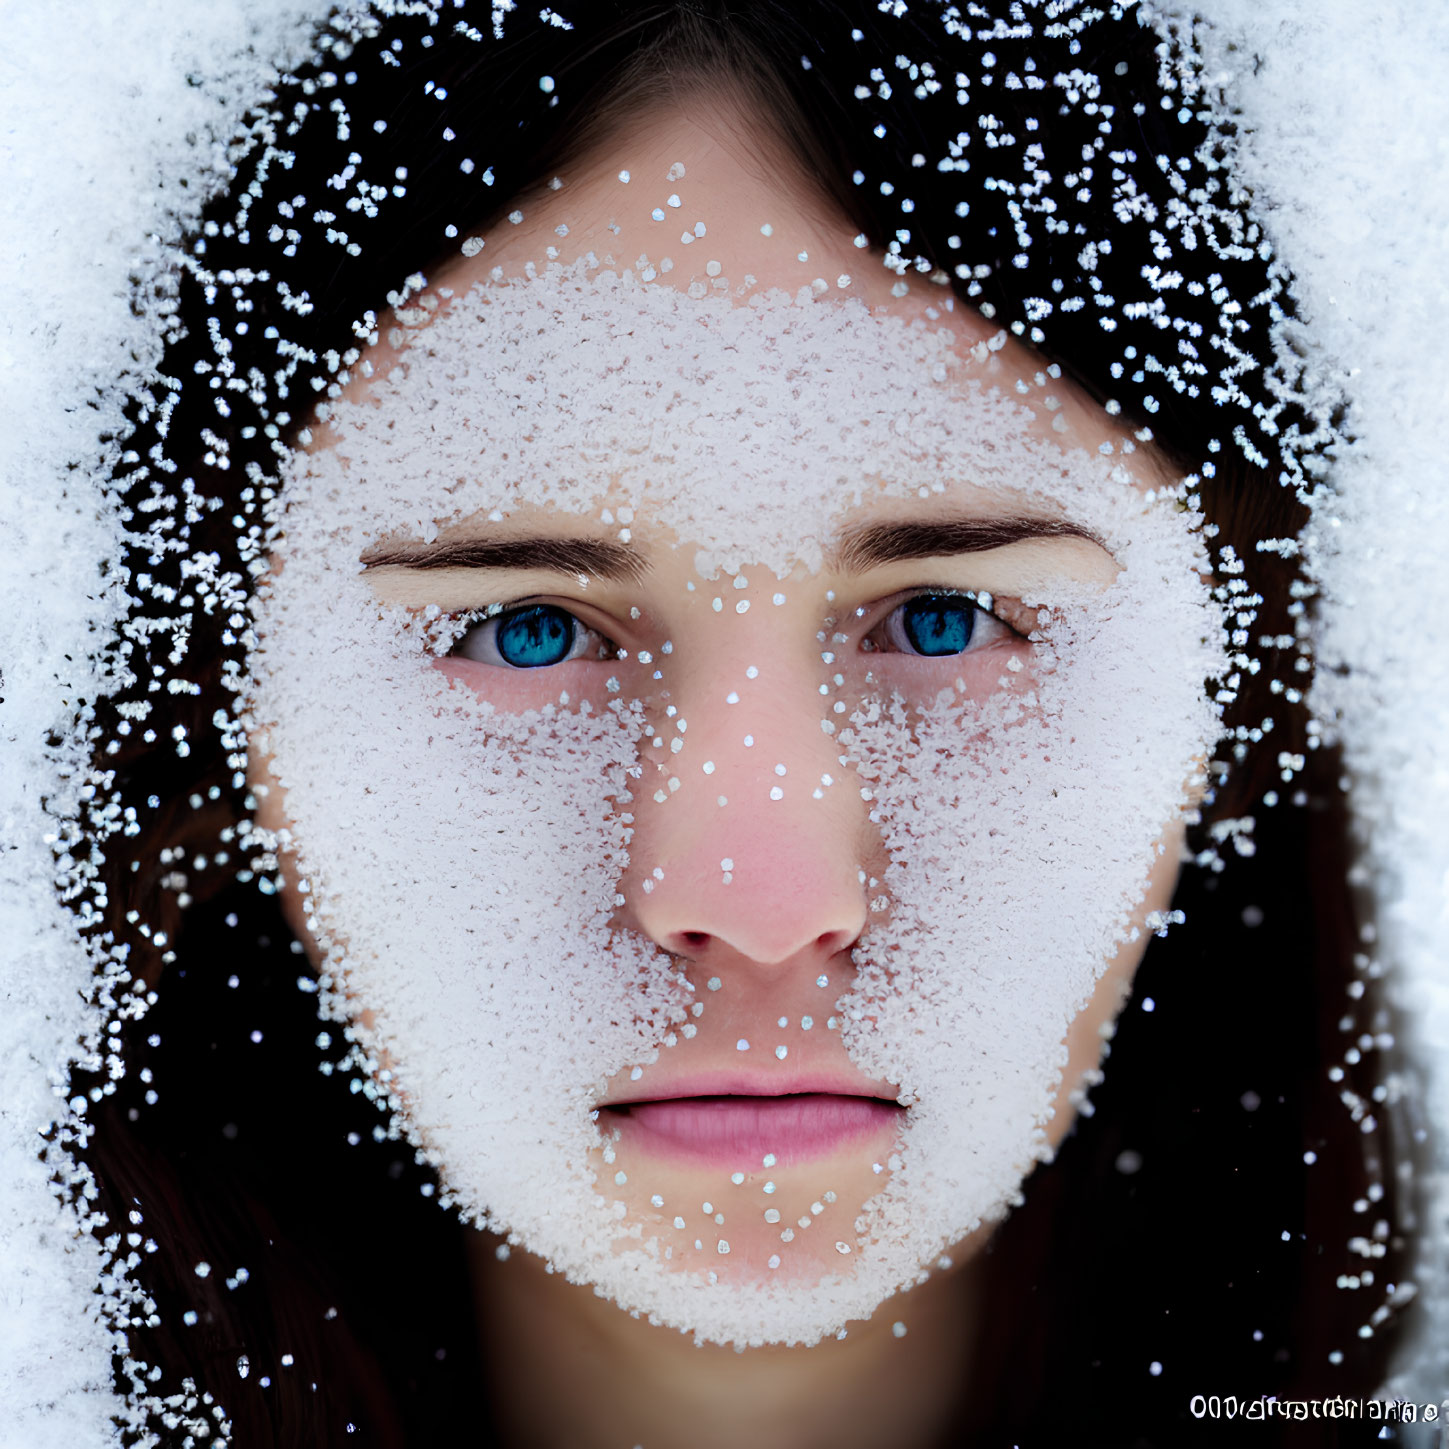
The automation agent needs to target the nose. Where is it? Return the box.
[626,677,870,968]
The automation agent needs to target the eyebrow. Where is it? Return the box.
[833,515,1106,571]
[361,535,646,582]
[361,514,1104,582]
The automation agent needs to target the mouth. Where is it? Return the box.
[598,1092,905,1169]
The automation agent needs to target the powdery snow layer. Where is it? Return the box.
[0,2,339,1442]
[1156,0,1449,1396]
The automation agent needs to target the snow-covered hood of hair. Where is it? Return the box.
[1,0,1446,1435]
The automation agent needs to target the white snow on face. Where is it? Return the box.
[247,266,1224,1345]
[838,493,1222,1264]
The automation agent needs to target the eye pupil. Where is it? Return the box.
[495,604,575,667]
[902,596,974,656]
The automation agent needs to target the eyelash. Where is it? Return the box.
[441,589,1023,670]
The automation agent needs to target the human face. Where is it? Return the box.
[248,104,1223,1345]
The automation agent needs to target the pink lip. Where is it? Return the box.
[602,1093,905,1168]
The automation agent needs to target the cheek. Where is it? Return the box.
[850,636,1033,710]
[431,656,625,712]
[822,567,1215,1226]
[247,598,688,1180]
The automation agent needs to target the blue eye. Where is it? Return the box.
[899,594,976,655]
[496,605,575,666]
[451,603,610,669]
[863,590,1016,659]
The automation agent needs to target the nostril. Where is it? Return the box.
[679,930,711,954]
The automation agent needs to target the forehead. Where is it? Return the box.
[436,105,926,315]
[428,99,1144,441]
[310,104,1159,573]
[321,265,1150,581]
